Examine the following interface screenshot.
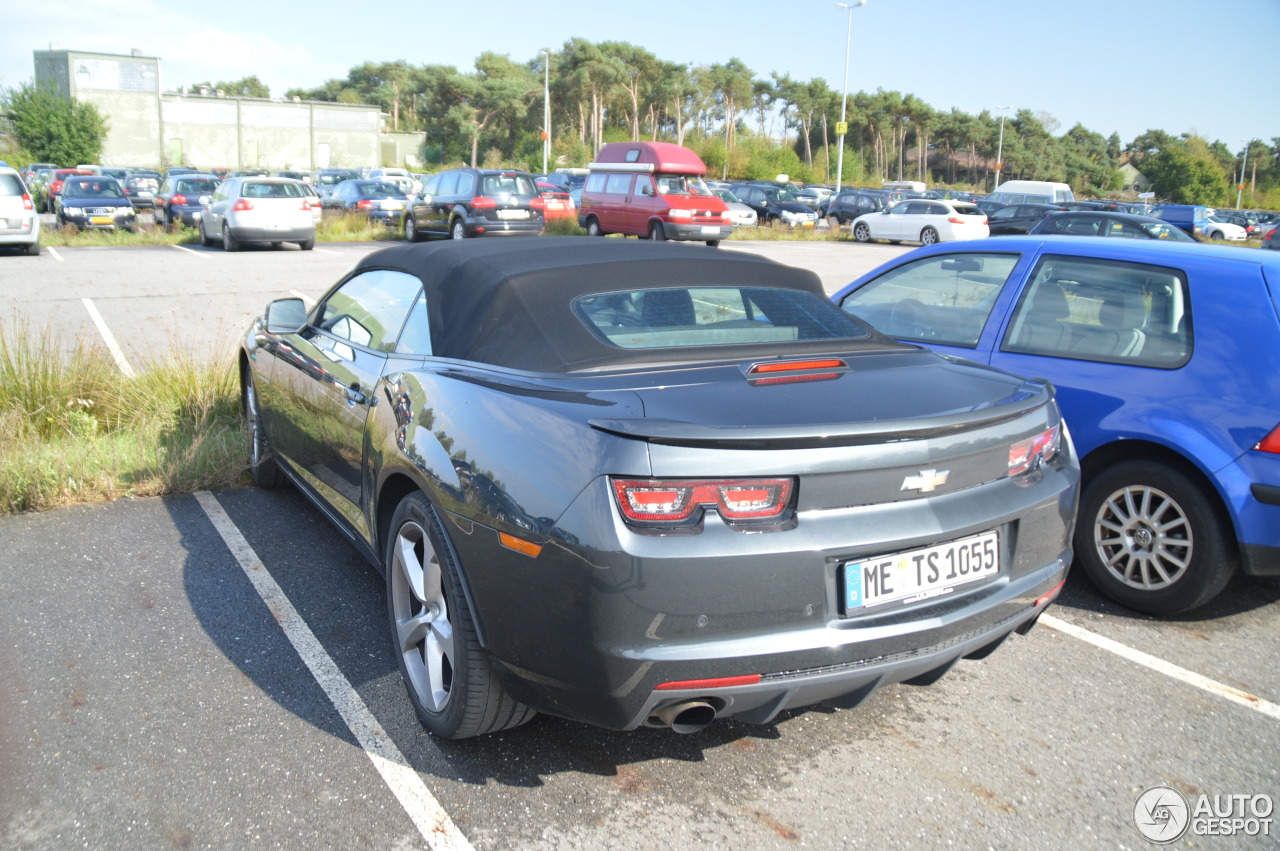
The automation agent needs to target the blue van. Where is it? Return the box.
[1152,204,1211,238]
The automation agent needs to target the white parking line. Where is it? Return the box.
[46,246,64,262]
[316,248,341,255]
[1041,614,1280,721]
[289,289,315,307]
[194,492,474,851]
[171,244,209,258]
[81,297,136,378]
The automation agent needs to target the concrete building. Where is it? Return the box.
[33,49,411,171]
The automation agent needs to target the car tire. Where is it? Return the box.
[1074,459,1235,616]
[223,226,240,252]
[649,221,666,241]
[271,241,283,249]
[243,370,286,489]
[405,216,421,243]
[586,217,603,237]
[853,222,871,242]
[199,219,215,247]
[920,227,939,246]
[24,241,41,256]
[828,215,842,230]
[298,238,314,251]
[451,219,467,240]
[706,240,720,248]
[386,491,536,740]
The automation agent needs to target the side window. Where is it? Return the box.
[456,173,476,196]
[584,173,607,193]
[838,252,1021,347]
[437,172,460,196]
[1002,255,1191,368]
[989,207,1015,222]
[423,174,441,195]
[317,270,424,354]
[395,288,432,355]
[605,174,632,194]
[635,175,655,196]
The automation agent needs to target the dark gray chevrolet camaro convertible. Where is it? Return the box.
[240,237,1080,739]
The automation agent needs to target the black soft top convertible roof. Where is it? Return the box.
[352,237,894,372]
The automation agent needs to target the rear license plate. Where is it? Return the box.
[843,530,999,611]
[497,209,529,220]
[381,201,403,211]
[89,216,113,225]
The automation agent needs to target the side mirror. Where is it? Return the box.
[265,297,308,334]
[419,194,432,204]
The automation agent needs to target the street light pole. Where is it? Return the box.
[1236,141,1250,210]
[540,49,553,174]
[834,0,866,193]
[993,105,1012,192]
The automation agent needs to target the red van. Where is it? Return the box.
[577,142,734,246]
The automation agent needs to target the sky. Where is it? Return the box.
[4,0,1278,152]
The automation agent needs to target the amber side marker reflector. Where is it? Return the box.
[498,532,542,558]
[655,674,762,691]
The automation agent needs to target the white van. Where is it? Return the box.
[986,180,1074,205]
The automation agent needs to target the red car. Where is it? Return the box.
[536,181,575,222]
[45,168,93,213]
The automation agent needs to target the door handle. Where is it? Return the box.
[343,384,367,406]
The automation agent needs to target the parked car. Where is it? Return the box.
[403,167,544,240]
[727,182,819,228]
[795,186,833,210]
[825,189,888,228]
[1152,204,1212,239]
[0,165,41,255]
[240,237,1079,739]
[314,168,360,199]
[198,176,315,251]
[578,143,733,245]
[156,173,221,227]
[44,168,94,213]
[986,203,1068,235]
[833,237,1280,615]
[20,162,57,184]
[1204,213,1251,240]
[711,188,759,228]
[124,173,161,209]
[55,175,136,231]
[534,181,576,222]
[974,198,1006,217]
[1029,211,1197,242]
[986,180,1075,205]
[322,179,409,226]
[851,199,988,245]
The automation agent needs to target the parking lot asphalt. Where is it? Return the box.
[1,241,1278,849]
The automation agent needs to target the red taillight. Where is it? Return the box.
[529,196,546,210]
[611,478,794,525]
[301,200,312,211]
[233,198,254,211]
[470,196,497,209]
[947,217,965,224]
[356,199,374,210]
[1256,425,1280,454]
[656,674,762,691]
[750,359,847,374]
[171,193,188,206]
[21,192,32,211]
[1009,424,1061,475]
[1265,228,1278,241]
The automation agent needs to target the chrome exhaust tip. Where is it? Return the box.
[650,700,717,734]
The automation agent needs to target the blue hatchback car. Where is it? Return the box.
[833,236,1280,615]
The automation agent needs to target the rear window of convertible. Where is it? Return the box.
[574,286,870,349]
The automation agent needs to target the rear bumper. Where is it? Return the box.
[228,225,314,243]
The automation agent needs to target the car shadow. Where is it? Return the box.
[170,486,847,787]
[1053,567,1280,622]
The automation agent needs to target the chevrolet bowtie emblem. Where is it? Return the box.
[902,469,950,493]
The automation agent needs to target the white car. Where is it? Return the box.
[199,176,316,251]
[713,188,759,228]
[0,165,41,255]
[851,199,989,245]
[1203,215,1248,241]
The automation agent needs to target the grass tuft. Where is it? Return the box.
[0,319,248,513]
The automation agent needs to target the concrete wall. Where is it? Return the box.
[33,49,384,171]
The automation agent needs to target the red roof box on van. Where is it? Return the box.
[588,142,707,176]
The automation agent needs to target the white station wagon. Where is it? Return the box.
[852,199,989,246]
